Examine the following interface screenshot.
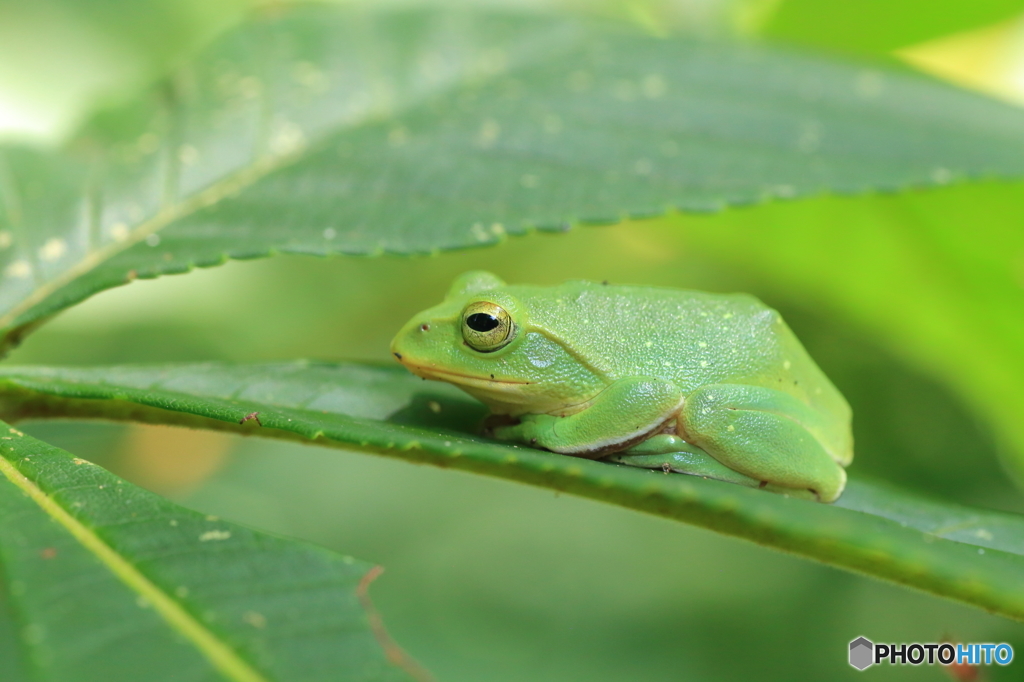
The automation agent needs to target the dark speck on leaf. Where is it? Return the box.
[240,412,262,426]
[602,280,609,285]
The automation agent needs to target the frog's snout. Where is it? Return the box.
[391,318,432,366]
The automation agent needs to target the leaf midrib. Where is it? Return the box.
[0,446,270,682]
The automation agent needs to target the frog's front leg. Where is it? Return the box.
[491,377,684,458]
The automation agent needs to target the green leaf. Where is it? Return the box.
[761,0,1024,55]
[3,4,1024,349]
[2,361,1023,620]
[0,414,425,682]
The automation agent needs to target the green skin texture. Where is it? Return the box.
[391,272,853,502]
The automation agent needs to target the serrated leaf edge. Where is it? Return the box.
[0,150,297,333]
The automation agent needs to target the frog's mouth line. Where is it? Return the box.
[400,361,531,386]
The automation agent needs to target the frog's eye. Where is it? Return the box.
[462,302,515,352]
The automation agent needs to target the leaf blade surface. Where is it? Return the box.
[0,410,419,682]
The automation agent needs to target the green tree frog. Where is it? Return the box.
[391,272,853,502]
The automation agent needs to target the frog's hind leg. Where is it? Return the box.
[607,435,763,488]
[607,434,821,501]
[681,384,848,502]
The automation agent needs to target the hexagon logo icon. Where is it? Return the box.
[849,637,874,670]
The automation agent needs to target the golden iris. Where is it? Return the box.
[462,302,515,352]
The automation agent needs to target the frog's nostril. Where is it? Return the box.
[393,352,403,360]
[420,323,430,332]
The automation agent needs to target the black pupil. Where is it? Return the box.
[467,313,500,332]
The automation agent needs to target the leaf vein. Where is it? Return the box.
[0,452,271,682]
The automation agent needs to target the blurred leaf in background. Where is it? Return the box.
[0,0,255,142]
[761,0,1024,56]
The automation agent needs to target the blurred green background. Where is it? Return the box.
[4,0,1024,680]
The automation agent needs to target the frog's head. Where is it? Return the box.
[390,271,603,415]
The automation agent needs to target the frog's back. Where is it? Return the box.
[516,280,850,454]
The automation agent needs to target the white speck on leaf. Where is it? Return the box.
[470,223,490,242]
[475,48,507,76]
[137,132,160,154]
[238,76,262,99]
[855,70,884,98]
[110,223,130,242]
[388,126,409,147]
[797,121,822,153]
[243,611,267,629]
[23,624,44,645]
[199,530,232,542]
[269,119,307,156]
[568,70,592,92]
[542,114,562,134]
[477,118,500,148]
[292,61,328,91]
[613,79,636,101]
[178,145,199,166]
[5,260,31,279]
[642,74,666,99]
